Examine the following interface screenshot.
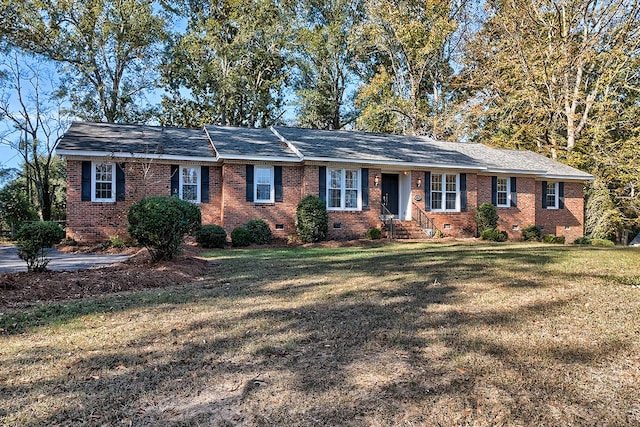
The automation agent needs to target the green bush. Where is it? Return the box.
[573,236,592,245]
[522,225,542,242]
[295,195,329,243]
[542,234,565,244]
[15,221,65,272]
[480,227,508,242]
[196,224,227,248]
[128,196,201,262]
[246,219,272,245]
[590,238,614,247]
[476,202,498,234]
[107,235,126,249]
[365,227,382,240]
[231,227,251,247]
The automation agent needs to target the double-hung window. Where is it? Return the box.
[180,166,200,203]
[327,168,360,210]
[496,177,510,207]
[431,173,459,211]
[254,166,274,203]
[545,182,559,209]
[92,162,115,202]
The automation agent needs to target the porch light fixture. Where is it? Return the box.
[374,175,379,187]
[416,177,422,188]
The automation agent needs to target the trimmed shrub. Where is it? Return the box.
[128,196,201,262]
[15,221,65,272]
[591,238,614,247]
[366,227,382,240]
[196,224,227,248]
[476,202,498,234]
[231,227,251,247]
[573,236,592,245]
[295,195,328,243]
[480,227,508,242]
[246,219,272,245]
[542,234,565,244]
[522,225,542,242]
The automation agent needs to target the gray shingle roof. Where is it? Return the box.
[57,122,214,159]
[57,122,592,180]
[272,127,484,169]
[205,126,301,160]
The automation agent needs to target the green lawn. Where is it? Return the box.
[1,241,639,426]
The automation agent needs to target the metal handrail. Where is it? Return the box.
[412,202,438,237]
[380,203,396,239]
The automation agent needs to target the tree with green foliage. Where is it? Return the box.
[461,0,640,156]
[0,53,68,221]
[128,196,201,262]
[15,221,65,272]
[291,0,362,129]
[160,0,289,128]
[475,202,498,235]
[0,0,167,123]
[353,0,471,137]
[0,179,39,232]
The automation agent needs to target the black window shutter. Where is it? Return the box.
[319,166,326,202]
[171,165,179,197]
[558,182,565,209]
[116,163,125,201]
[542,181,548,208]
[201,166,210,203]
[274,166,283,202]
[81,161,91,201]
[361,168,369,210]
[246,165,254,202]
[510,177,517,207]
[460,173,467,212]
[491,176,497,205]
[424,171,431,211]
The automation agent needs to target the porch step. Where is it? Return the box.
[383,220,430,239]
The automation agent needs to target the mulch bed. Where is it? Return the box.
[0,247,213,309]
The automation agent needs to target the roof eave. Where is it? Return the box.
[303,156,486,170]
[56,149,217,163]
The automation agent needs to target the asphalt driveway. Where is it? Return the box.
[0,245,131,273]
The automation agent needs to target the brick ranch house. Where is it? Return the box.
[56,122,593,242]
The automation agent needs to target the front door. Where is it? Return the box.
[382,173,399,216]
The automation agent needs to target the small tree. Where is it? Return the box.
[128,196,201,262]
[476,202,498,235]
[295,195,329,243]
[15,221,65,272]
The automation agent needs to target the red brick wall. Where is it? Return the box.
[66,158,221,242]
[535,181,585,242]
[221,163,304,238]
[476,176,537,240]
[67,157,586,243]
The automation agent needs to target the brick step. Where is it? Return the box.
[382,220,430,239]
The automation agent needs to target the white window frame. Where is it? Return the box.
[545,182,559,210]
[180,165,200,203]
[254,166,274,203]
[91,162,116,202]
[326,168,361,211]
[430,173,460,212]
[496,176,511,208]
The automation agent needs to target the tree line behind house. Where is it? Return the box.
[0,0,639,242]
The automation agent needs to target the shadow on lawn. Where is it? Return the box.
[2,243,635,425]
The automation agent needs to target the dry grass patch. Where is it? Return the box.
[1,241,639,426]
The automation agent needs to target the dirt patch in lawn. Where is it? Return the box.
[0,245,213,309]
